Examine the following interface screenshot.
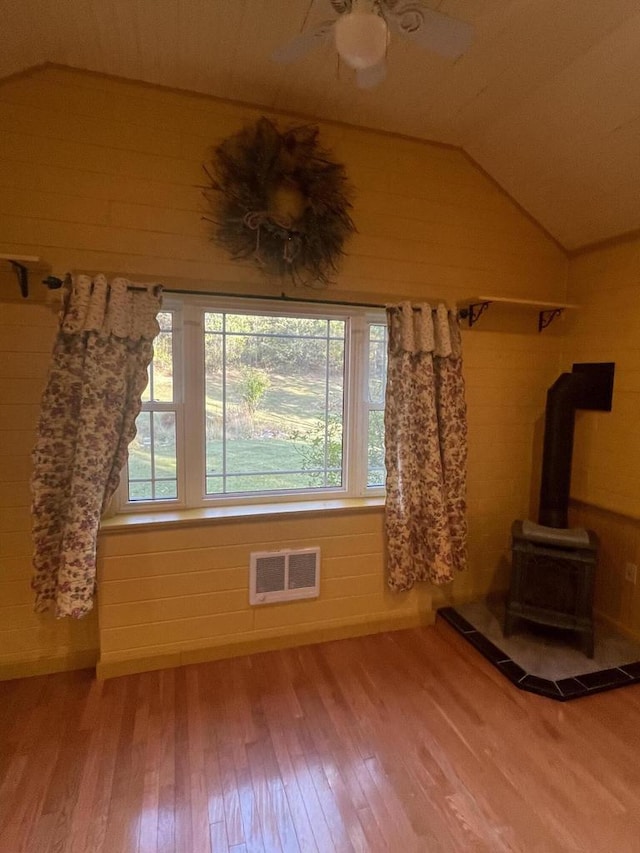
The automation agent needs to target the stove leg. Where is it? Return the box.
[582,630,595,659]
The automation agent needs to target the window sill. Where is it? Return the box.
[100,497,386,534]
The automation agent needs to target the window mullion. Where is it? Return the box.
[324,321,330,488]
[363,319,387,495]
[149,412,156,499]
[346,316,364,496]
[171,304,185,508]
[183,304,204,507]
[222,313,228,495]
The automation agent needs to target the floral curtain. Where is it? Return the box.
[384,302,467,590]
[31,274,162,618]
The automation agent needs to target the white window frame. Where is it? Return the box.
[363,319,387,489]
[116,295,386,513]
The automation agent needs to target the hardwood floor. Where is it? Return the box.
[2,618,640,852]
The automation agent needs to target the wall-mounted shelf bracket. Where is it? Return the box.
[0,254,43,299]
[10,261,29,298]
[538,308,564,332]
[458,300,491,327]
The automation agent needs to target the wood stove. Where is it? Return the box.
[506,520,598,656]
[504,363,614,657]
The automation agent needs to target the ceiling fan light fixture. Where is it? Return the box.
[334,10,388,70]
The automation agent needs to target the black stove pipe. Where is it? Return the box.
[538,372,588,528]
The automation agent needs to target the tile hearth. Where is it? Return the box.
[438,599,640,700]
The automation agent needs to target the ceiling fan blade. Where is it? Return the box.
[356,61,387,89]
[271,21,335,63]
[382,2,473,60]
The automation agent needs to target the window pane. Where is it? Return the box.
[213,471,317,493]
[151,411,177,499]
[203,311,346,495]
[141,372,150,403]
[129,481,153,501]
[326,337,345,487]
[205,312,223,332]
[367,410,385,487]
[154,479,178,499]
[130,412,152,480]
[143,311,174,403]
[128,410,177,501]
[368,323,387,404]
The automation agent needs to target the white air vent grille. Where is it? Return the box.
[288,551,318,589]
[250,547,320,605]
[254,555,286,594]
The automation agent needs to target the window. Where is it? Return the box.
[122,296,387,511]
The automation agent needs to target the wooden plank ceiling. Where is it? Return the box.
[2,0,640,250]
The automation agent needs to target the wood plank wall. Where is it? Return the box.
[0,66,568,678]
[566,235,640,641]
[0,301,99,678]
[570,500,640,644]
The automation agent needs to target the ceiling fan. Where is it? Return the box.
[272,0,473,89]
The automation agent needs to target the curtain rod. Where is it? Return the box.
[161,287,387,310]
[136,287,452,312]
[45,275,384,308]
[46,276,451,311]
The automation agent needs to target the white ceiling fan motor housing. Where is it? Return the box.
[334,9,389,70]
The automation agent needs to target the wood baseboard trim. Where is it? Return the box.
[96,611,435,680]
[0,649,98,682]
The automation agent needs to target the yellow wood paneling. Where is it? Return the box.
[100,568,246,605]
[1,327,56,352]
[567,237,640,518]
[0,187,112,228]
[0,619,97,657]
[101,590,250,630]
[0,159,202,212]
[0,378,48,405]
[101,611,256,654]
[0,129,199,185]
[0,66,570,678]
[0,649,97,681]
[0,533,33,559]
[99,518,382,558]
[0,457,33,484]
[561,235,640,636]
[0,297,99,674]
[0,579,32,605]
[97,546,253,581]
[1,303,57,327]
[570,501,640,643]
[0,508,31,533]
[0,99,185,157]
[0,431,37,457]
[0,485,31,511]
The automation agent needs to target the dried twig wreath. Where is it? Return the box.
[203,117,356,287]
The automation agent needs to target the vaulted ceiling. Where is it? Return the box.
[3,0,640,251]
